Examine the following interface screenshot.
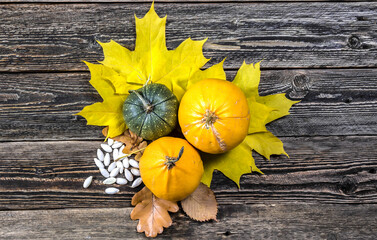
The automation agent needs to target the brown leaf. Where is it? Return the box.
[102,127,143,146]
[133,141,148,161]
[131,187,179,237]
[181,183,218,222]
[102,127,147,161]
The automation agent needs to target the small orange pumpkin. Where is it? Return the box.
[139,137,203,201]
[178,78,250,154]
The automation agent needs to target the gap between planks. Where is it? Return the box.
[1,68,377,140]
[0,136,376,210]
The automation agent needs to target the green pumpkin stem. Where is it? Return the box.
[165,146,184,170]
[129,90,154,113]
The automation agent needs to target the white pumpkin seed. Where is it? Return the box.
[113,148,119,161]
[110,167,120,177]
[131,168,140,176]
[94,158,104,169]
[129,159,139,168]
[131,177,142,188]
[107,138,114,146]
[119,145,125,153]
[112,141,123,149]
[101,143,112,153]
[97,149,104,161]
[108,162,117,172]
[124,169,134,182]
[105,187,119,194]
[103,177,116,185]
[83,176,93,188]
[100,168,110,178]
[116,178,128,185]
[122,158,129,168]
[104,153,110,166]
[116,161,124,173]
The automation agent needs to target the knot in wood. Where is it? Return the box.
[289,74,311,99]
[35,167,56,178]
[293,74,311,91]
[348,35,362,49]
[338,176,358,195]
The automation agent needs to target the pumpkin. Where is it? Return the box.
[139,137,204,201]
[122,83,178,140]
[178,78,250,154]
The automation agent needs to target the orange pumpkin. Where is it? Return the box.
[139,137,203,201]
[178,79,250,154]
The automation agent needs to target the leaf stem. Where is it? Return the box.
[115,146,147,161]
[144,75,152,86]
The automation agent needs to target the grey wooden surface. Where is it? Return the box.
[1,204,376,240]
[0,1,376,239]
[1,3,376,71]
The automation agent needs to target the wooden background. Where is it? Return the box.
[1,1,376,239]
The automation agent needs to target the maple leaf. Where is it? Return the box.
[244,132,288,160]
[131,187,179,238]
[201,138,263,188]
[75,62,128,138]
[77,3,299,189]
[77,3,225,138]
[181,183,218,222]
[201,62,299,187]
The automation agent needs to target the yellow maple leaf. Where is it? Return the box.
[76,3,225,138]
[75,62,128,138]
[201,62,299,187]
[201,139,263,188]
[76,3,298,188]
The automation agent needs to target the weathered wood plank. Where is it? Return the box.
[0,136,376,210]
[1,204,376,239]
[1,69,376,140]
[0,3,376,71]
[0,0,372,2]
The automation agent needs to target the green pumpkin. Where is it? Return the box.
[122,83,178,140]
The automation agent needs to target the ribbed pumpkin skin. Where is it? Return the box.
[123,84,178,140]
[178,79,250,154]
[139,137,204,201]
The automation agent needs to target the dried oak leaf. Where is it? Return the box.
[102,127,147,161]
[131,187,179,237]
[130,141,148,161]
[181,183,218,222]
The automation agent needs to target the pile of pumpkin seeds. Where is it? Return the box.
[83,138,143,194]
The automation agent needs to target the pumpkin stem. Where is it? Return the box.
[129,90,154,113]
[165,146,184,170]
[202,109,218,129]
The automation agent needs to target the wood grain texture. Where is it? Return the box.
[0,136,376,210]
[0,3,376,72]
[1,69,376,141]
[1,0,373,2]
[1,204,376,239]
[0,1,376,239]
